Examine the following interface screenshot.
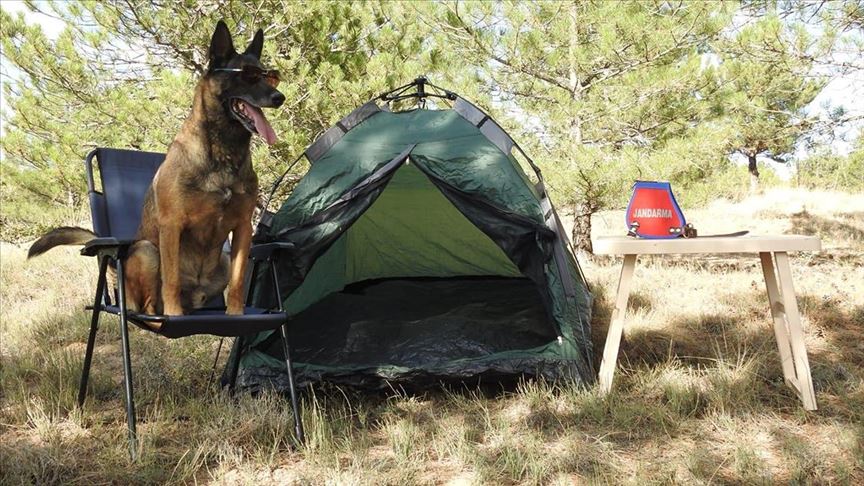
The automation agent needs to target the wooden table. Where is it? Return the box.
[592,235,821,410]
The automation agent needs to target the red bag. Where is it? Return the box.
[625,181,691,238]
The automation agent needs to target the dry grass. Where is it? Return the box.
[1,188,862,485]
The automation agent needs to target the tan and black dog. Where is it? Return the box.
[28,21,284,316]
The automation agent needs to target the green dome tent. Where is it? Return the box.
[228,80,594,389]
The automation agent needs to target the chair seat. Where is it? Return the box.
[101,305,287,339]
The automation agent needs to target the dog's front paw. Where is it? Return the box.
[226,305,244,316]
[163,304,184,316]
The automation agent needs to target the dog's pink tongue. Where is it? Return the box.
[242,101,278,145]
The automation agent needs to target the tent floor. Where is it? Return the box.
[266,277,556,369]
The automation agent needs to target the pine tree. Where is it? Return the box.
[0,1,455,239]
[439,1,732,252]
[715,9,825,193]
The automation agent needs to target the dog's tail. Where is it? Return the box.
[28,226,97,259]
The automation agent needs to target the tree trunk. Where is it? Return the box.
[568,4,592,254]
[748,153,760,194]
[568,4,582,145]
[571,200,593,254]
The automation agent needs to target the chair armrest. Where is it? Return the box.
[249,242,296,261]
[81,237,136,257]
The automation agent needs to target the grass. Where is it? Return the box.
[1,187,863,484]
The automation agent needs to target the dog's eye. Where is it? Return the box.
[240,66,280,88]
[262,71,280,88]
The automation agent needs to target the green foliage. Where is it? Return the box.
[797,144,864,192]
[544,124,744,212]
[715,12,826,163]
[0,1,860,248]
[435,1,857,250]
[0,1,459,240]
[439,1,735,250]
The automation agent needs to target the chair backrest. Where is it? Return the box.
[86,148,166,239]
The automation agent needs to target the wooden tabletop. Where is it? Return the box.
[592,235,821,255]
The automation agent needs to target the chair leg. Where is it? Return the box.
[279,323,304,444]
[226,336,244,395]
[116,257,138,460]
[79,256,109,408]
[268,261,304,444]
[207,338,225,390]
[266,260,304,444]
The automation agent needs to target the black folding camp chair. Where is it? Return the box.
[77,148,303,459]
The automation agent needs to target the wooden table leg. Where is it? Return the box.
[598,254,637,395]
[759,252,797,386]
[773,251,817,410]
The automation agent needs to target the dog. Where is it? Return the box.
[28,20,284,316]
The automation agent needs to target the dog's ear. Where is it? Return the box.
[244,29,264,60]
[209,20,236,68]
